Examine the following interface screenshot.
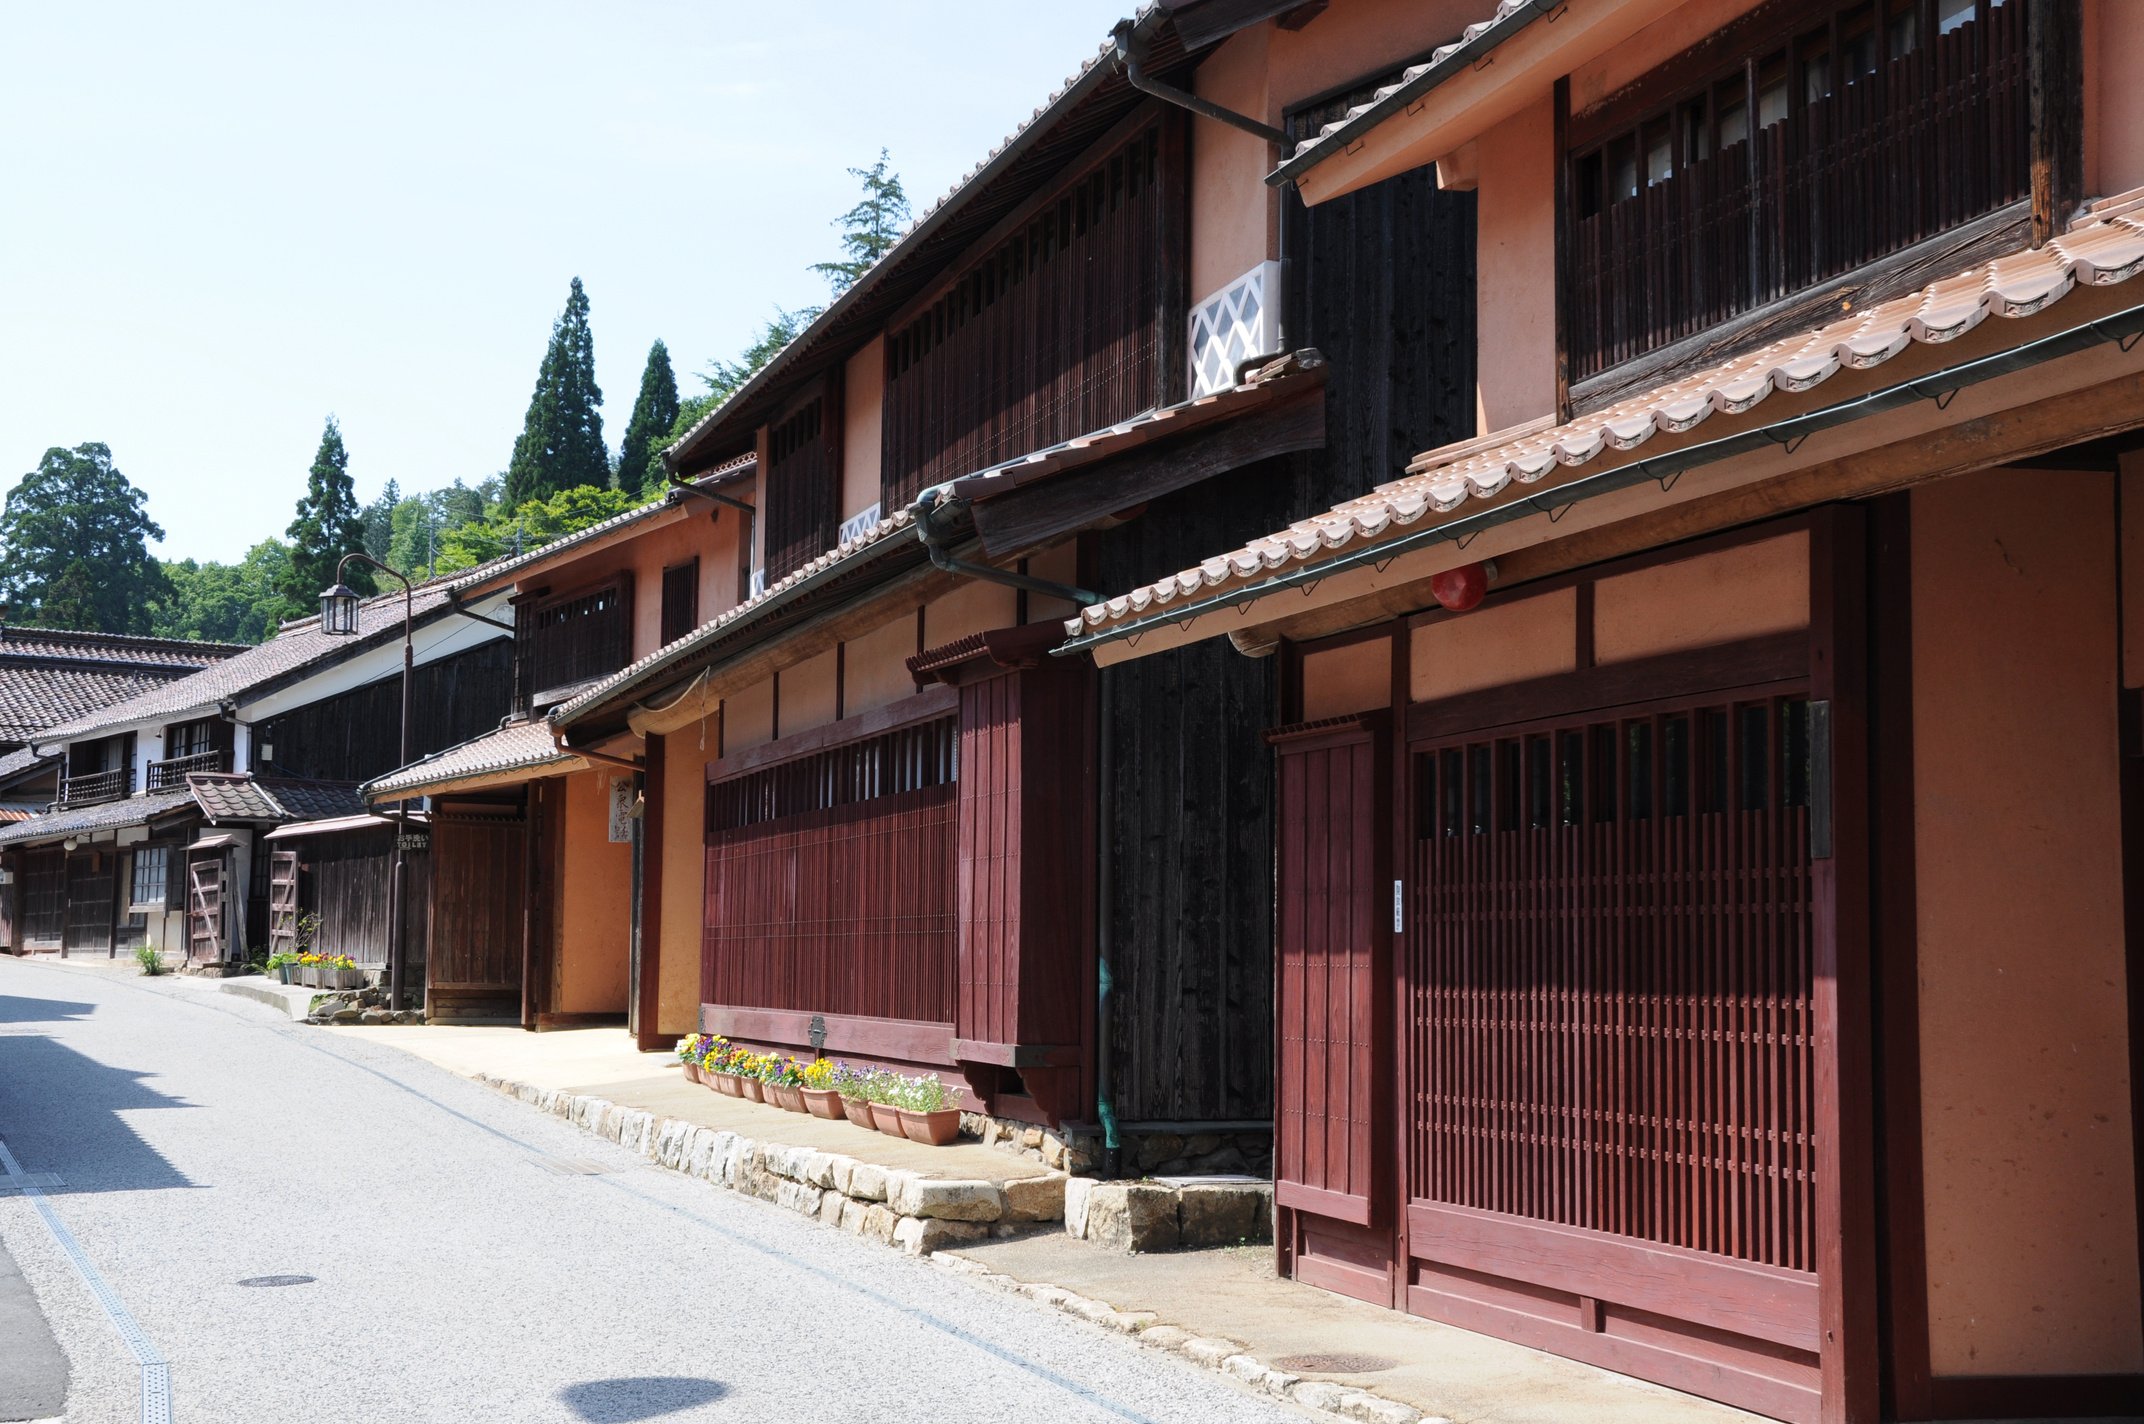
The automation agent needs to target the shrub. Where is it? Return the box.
[134,944,166,977]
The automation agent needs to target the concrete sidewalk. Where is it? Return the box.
[0,1232,65,1424]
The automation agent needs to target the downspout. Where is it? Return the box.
[1111,18,1288,147]
[1095,663,1122,1179]
[664,456,758,546]
[907,485,1105,605]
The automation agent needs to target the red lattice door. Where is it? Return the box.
[1404,691,1823,1422]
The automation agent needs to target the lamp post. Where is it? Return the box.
[320,553,414,1013]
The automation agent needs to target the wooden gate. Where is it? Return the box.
[427,811,527,1021]
[187,854,225,962]
[1401,689,1822,1419]
[21,848,65,949]
[63,852,115,956]
[268,849,300,959]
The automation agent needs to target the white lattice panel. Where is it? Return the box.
[1188,260,1281,396]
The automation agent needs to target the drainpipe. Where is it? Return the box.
[1095,663,1122,1179]
[664,458,758,546]
[1111,18,1289,147]
[907,485,1105,606]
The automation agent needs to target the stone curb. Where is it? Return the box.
[465,1072,1066,1257]
[931,1253,1449,1424]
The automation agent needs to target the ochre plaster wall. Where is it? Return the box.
[2124,460,2144,688]
[1192,27,1276,307]
[779,648,840,737]
[1473,93,1559,434]
[2085,0,2144,199]
[842,610,922,716]
[1263,0,1485,112]
[922,580,1017,650]
[656,730,705,1037]
[723,678,773,755]
[842,338,885,523]
[1593,531,1810,663]
[1412,585,1577,701]
[1567,0,1770,115]
[556,767,632,1015]
[1911,470,2143,1376]
[1301,638,1391,720]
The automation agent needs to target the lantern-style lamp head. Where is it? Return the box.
[319,582,363,636]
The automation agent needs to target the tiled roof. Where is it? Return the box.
[0,626,244,668]
[1269,0,1555,187]
[0,788,196,847]
[0,746,51,783]
[262,779,366,821]
[0,625,243,746]
[362,719,578,799]
[1072,205,2144,638]
[548,508,919,729]
[186,774,282,821]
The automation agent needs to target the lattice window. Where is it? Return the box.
[1189,261,1282,396]
[1409,694,1817,1271]
[130,845,170,911]
[763,398,839,584]
[520,578,632,700]
[707,716,957,835]
[660,559,700,646]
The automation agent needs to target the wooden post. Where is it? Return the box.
[2027,0,2082,246]
[1552,76,1574,424]
[635,735,667,1052]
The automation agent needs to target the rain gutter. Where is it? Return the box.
[1060,300,2144,655]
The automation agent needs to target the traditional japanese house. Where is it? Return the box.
[358,460,758,1026]
[1062,0,2143,1419]
[531,6,1478,1173]
[0,575,516,966]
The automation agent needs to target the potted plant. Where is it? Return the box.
[895,1073,962,1146]
[322,954,364,990]
[836,1066,882,1129]
[676,1033,711,1084]
[867,1072,906,1138]
[765,1057,807,1114]
[799,1058,846,1119]
[706,1041,743,1096]
[265,952,300,985]
[737,1053,767,1104]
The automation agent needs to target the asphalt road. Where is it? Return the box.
[0,956,1303,1424]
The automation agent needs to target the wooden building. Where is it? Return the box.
[1062,0,2144,1419]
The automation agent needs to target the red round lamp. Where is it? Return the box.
[1429,560,1494,613]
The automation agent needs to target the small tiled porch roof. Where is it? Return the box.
[0,788,196,847]
[361,719,582,800]
[1068,203,2144,645]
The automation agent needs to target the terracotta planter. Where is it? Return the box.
[801,1087,845,1120]
[898,1107,962,1146]
[740,1078,765,1103]
[841,1096,875,1129]
[683,1062,702,1084]
[869,1102,905,1137]
[769,1083,806,1114]
[712,1072,741,1097]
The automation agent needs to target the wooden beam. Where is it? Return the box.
[703,685,956,783]
[1233,367,2144,651]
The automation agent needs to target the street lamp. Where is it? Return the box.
[319,552,415,1014]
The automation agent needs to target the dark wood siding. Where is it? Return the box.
[255,638,513,784]
[518,580,632,703]
[881,113,1184,508]
[306,826,429,971]
[428,810,526,1007]
[762,394,840,584]
[62,850,115,955]
[22,848,65,946]
[660,559,700,646]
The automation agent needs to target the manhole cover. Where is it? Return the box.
[1272,1353,1396,1375]
[237,1275,315,1288]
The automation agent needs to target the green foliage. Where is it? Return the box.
[153,540,300,643]
[135,944,166,976]
[694,306,816,417]
[359,477,399,561]
[0,442,168,634]
[505,277,607,506]
[620,340,681,496]
[280,416,371,612]
[810,149,911,295]
[431,483,648,573]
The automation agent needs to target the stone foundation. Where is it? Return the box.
[1064,1176,1274,1253]
[963,1113,1272,1179]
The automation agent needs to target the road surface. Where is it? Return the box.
[0,955,1302,1424]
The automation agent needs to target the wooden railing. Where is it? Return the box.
[1568,0,2028,380]
[59,768,128,807]
[146,749,228,789]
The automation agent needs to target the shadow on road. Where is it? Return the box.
[0,992,96,1025]
[558,1377,728,1421]
[0,1028,197,1195]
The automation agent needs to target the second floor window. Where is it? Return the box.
[1566,0,2031,383]
[762,397,839,585]
[660,559,700,645]
[520,579,633,701]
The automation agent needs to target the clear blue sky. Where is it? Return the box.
[0,2,1132,565]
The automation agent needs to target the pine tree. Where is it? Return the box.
[619,340,681,496]
[360,477,399,561]
[281,416,372,610]
[505,276,607,506]
[0,442,167,634]
[810,150,911,295]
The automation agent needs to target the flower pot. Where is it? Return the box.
[683,1062,701,1084]
[275,965,293,985]
[329,968,365,990]
[869,1101,905,1137]
[898,1107,962,1146]
[769,1083,805,1114]
[801,1087,844,1120]
[740,1078,764,1104]
[841,1095,875,1129]
[711,1072,741,1097]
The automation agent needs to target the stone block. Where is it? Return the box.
[1064,1175,1096,1239]
[1002,1172,1067,1223]
[817,1191,846,1228]
[890,1177,1002,1222]
[1177,1184,1262,1246]
[838,1199,870,1234]
[685,1129,717,1178]
[1180,1336,1240,1366]
[1287,1382,1352,1413]
[826,1156,855,1195]
[775,1180,823,1217]
[847,1163,889,1202]
[1334,1395,1420,1424]
[892,1215,987,1256]
[859,1204,898,1244]
[797,1150,836,1188]
[1081,1183,1179,1253]
[1139,1325,1190,1352]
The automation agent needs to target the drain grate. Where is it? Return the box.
[1272,1353,1396,1375]
[529,1156,611,1176]
[237,1275,315,1288]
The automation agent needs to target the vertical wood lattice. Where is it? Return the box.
[762,399,838,585]
[1410,695,1816,1273]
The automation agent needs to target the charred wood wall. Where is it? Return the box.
[305,827,430,970]
[255,639,513,784]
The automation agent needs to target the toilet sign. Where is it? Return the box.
[608,777,636,843]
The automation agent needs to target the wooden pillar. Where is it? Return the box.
[635,735,668,1052]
